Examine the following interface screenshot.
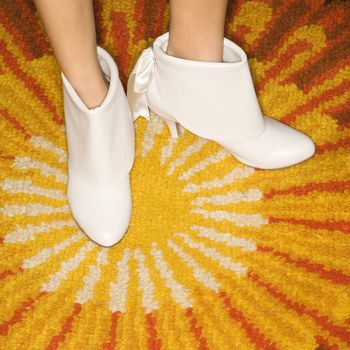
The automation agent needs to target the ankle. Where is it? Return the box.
[166,34,224,62]
[67,72,109,109]
[72,79,108,109]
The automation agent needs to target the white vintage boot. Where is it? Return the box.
[127,32,315,169]
[61,45,135,247]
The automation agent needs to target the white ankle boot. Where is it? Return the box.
[61,46,135,247]
[127,32,315,170]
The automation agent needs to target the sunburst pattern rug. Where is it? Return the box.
[1,0,350,349]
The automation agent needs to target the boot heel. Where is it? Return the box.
[164,119,180,138]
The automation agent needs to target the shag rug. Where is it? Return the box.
[1,0,350,349]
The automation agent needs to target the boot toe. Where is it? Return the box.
[67,167,132,247]
[220,116,316,169]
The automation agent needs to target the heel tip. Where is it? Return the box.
[164,120,179,138]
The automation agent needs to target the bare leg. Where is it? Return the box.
[33,0,108,109]
[167,0,228,62]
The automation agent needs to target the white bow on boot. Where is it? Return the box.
[127,32,315,170]
[61,46,135,247]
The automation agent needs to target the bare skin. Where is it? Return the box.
[33,0,229,108]
[167,0,228,62]
[33,0,108,109]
